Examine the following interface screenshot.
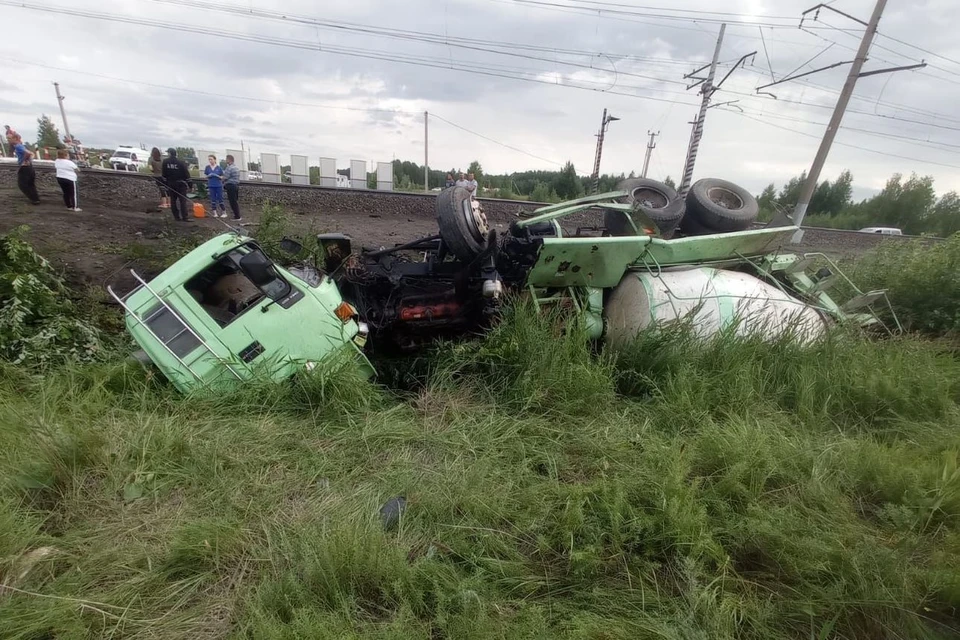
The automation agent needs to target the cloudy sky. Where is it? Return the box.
[2,0,959,199]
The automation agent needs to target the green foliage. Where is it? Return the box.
[930,191,960,237]
[174,147,195,162]
[467,160,483,182]
[0,314,959,638]
[529,181,560,203]
[554,161,583,200]
[847,234,960,335]
[0,227,102,366]
[662,175,676,190]
[35,114,63,149]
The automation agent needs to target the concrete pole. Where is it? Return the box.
[590,108,607,194]
[424,111,429,192]
[792,0,887,242]
[53,82,73,143]
[641,130,659,178]
[678,24,725,198]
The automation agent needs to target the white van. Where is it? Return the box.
[108,146,148,172]
[859,227,903,236]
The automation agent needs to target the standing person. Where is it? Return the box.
[161,148,191,222]
[444,173,455,188]
[204,155,226,218]
[3,125,16,157]
[455,172,468,188]
[148,147,169,209]
[12,135,40,205]
[54,149,81,211]
[466,172,479,198]
[222,154,242,222]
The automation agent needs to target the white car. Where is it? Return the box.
[108,146,148,172]
[245,171,263,181]
[859,226,903,236]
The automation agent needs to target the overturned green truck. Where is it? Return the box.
[109,178,896,394]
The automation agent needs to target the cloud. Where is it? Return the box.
[0,0,957,196]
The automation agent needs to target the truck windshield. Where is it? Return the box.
[112,151,132,159]
[183,246,293,327]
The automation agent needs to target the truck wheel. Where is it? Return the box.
[605,178,685,238]
[686,178,759,232]
[437,186,488,261]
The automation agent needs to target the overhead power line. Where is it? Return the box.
[730,111,960,170]
[429,114,562,166]
[0,1,701,107]
[144,0,689,87]
[0,56,560,167]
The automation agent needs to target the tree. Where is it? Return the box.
[175,147,196,163]
[858,173,936,235]
[467,160,484,183]
[531,181,559,203]
[554,161,583,200]
[663,176,676,190]
[776,172,807,210]
[757,183,778,221]
[929,191,960,237]
[36,115,63,149]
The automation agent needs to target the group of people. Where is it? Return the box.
[445,171,480,197]
[146,148,242,222]
[6,124,82,211]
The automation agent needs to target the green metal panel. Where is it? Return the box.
[123,233,372,394]
[525,227,798,288]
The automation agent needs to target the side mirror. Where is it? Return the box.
[239,250,290,300]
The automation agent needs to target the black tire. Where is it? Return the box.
[605,178,685,238]
[679,213,718,237]
[436,186,488,261]
[686,178,759,232]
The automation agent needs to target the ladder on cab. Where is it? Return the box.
[107,269,243,382]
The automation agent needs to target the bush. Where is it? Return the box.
[846,235,960,335]
[0,227,102,365]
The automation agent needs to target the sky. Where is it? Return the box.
[1,0,959,200]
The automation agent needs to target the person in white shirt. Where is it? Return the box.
[455,172,468,188]
[55,149,81,212]
[466,172,479,198]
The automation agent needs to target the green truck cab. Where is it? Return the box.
[109,233,372,394]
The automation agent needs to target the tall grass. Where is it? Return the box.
[845,234,960,336]
[0,307,958,638]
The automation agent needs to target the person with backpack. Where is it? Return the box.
[54,149,81,211]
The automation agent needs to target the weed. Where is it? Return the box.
[846,234,960,336]
[0,226,103,365]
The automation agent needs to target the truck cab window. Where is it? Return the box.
[185,255,265,327]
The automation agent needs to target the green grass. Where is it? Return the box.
[1,306,959,638]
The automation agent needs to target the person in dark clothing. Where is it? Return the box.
[12,134,40,204]
[222,154,242,221]
[161,148,192,221]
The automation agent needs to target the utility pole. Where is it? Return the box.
[678,25,725,197]
[791,0,888,241]
[590,108,620,194]
[424,111,429,192]
[53,82,73,143]
[640,131,659,178]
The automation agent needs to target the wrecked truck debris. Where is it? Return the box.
[109,180,898,394]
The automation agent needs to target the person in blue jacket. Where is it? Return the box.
[204,155,226,217]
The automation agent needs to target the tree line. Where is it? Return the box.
[388,158,676,203]
[757,171,960,237]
